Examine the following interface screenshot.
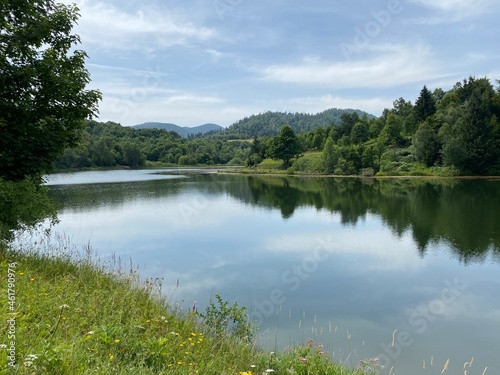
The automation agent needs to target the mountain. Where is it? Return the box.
[223,108,376,137]
[132,122,223,138]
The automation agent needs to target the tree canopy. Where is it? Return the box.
[0,0,101,181]
[268,125,302,167]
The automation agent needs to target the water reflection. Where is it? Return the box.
[45,171,500,375]
[49,174,500,264]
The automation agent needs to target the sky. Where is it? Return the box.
[61,0,500,127]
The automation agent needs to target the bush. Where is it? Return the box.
[290,153,324,174]
[227,158,244,166]
[258,158,284,169]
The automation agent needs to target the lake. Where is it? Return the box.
[41,169,500,375]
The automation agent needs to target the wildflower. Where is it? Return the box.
[299,357,308,364]
[265,370,275,373]
[306,338,314,346]
[87,331,95,335]
[114,339,120,343]
[59,304,70,309]
[19,272,24,275]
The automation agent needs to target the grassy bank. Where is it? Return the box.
[0,242,376,375]
[222,152,466,178]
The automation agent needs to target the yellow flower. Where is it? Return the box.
[114,339,120,343]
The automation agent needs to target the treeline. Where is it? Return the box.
[247,76,500,176]
[55,121,251,169]
[56,76,500,176]
[224,108,373,138]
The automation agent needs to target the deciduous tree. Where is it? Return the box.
[268,125,302,167]
[0,0,101,181]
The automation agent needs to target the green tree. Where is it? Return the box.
[443,89,499,174]
[382,113,403,148]
[361,144,379,170]
[268,125,302,167]
[414,85,436,123]
[350,122,368,144]
[247,136,264,166]
[90,138,115,166]
[0,1,101,181]
[338,112,360,138]
[413,120,440,166]
[121,141,145,168]
[322,138,337,174]
[312,127,326,150]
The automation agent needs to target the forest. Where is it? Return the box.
[56,76,500,177]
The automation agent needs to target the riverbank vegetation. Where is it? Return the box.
[54,77,500,177]
[1,241,377,374]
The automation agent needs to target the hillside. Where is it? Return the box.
[133,122,223,137]
[223,108,375,137]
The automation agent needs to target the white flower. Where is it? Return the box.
[87,331,95,335]
[59,304,70,309]
[265,370,275,373]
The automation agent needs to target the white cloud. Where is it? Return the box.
[163,94,224,105]
[69,0,217,50]
[410,0,497,23]
[98,92,228,126]
[264,228,425,272]
[260,44,445,88]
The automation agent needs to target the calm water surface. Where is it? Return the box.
[43,170,500,375]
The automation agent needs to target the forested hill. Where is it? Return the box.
[223,108,375,137]
[133,122,223,137]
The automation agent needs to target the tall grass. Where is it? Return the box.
[0,240,376,375]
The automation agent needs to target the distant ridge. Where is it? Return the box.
[132,122,223,137]
[223,108,376,137]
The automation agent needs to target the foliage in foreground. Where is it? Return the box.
[0,0,101,181]
[0,242,376,375]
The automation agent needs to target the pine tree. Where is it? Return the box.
[414,85,437,123]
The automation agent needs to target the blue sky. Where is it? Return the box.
[62,0,500,127]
